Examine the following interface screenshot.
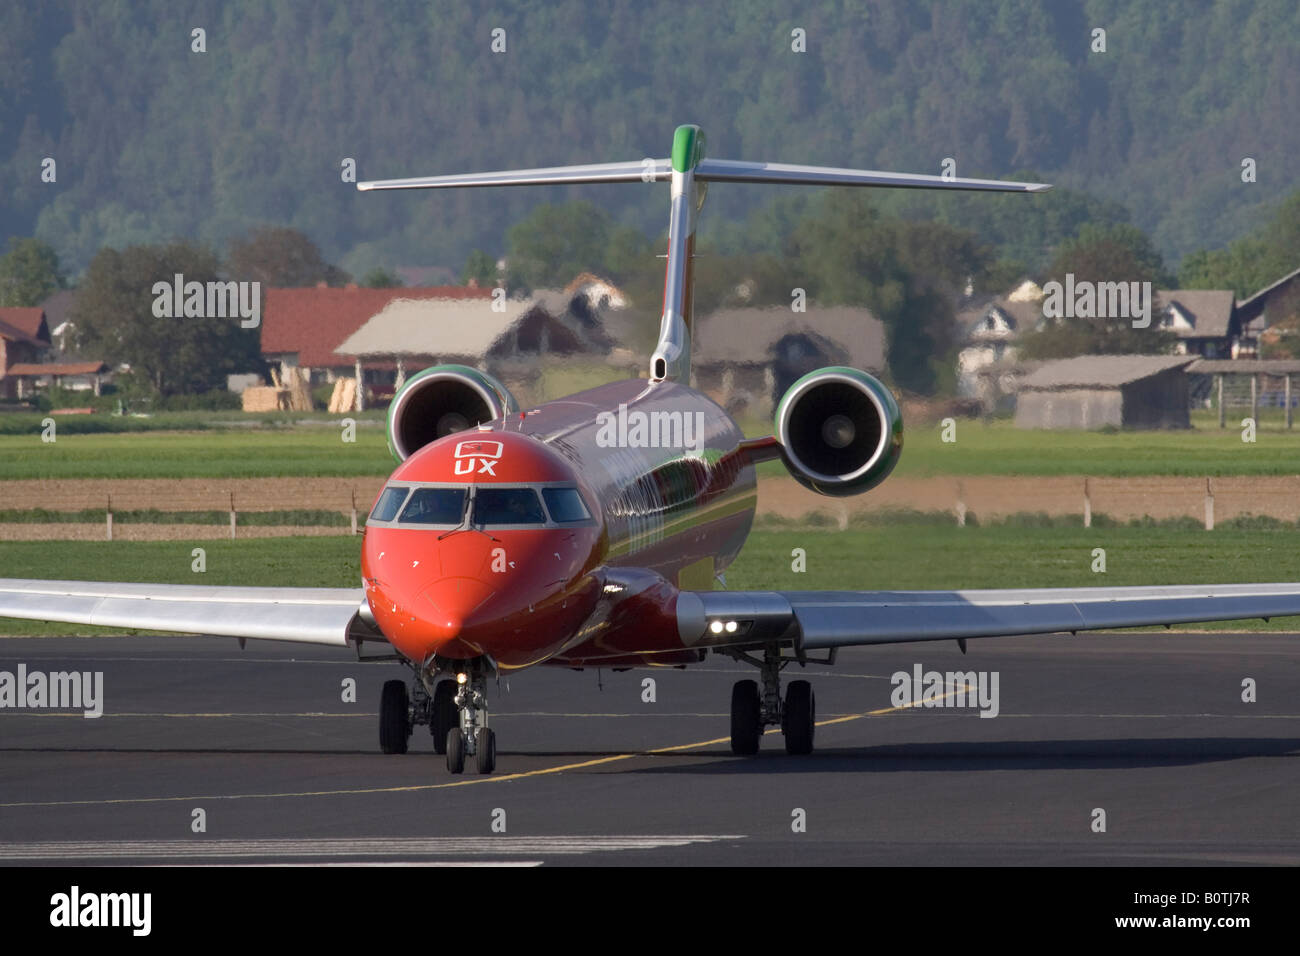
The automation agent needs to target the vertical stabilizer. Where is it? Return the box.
[649,125,707,383]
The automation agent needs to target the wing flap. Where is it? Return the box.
[0,579,369,647]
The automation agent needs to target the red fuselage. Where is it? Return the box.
[361,379,757,671]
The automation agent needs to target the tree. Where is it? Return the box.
[460,250,498,286]
[506,201,651,290]
[360,267,403,288]
[226,227,349,288]
[1018,223,1177,359]
[0,238,66,306]
[69,241,263,396]
[790,193,991,394]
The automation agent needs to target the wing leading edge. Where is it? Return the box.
[0,579,373,647]
[678,584,1300,650]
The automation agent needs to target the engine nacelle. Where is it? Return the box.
[386,364,520,462]
[774,366,903,497]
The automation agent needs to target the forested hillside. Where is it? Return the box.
[2,0,1297,277]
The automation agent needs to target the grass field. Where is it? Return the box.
[4,410,1300,480]
[0,425,392,480]
[3,524,1298,636]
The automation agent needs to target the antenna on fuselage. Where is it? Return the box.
[357,127,1050,385]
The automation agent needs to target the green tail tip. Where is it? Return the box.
[671,125,706,173]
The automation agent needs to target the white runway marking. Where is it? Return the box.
[0,835,743,861]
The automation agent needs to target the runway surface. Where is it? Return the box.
[2,632,1299,866]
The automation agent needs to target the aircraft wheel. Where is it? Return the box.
[730,679,762,755]
[431,680,457,754]
[446,728,466,774]
[475,727,496,774]
[379,679,410,754]
[783,680,815,755]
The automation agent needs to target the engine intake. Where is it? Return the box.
[774,366,903,496]
[386,365,519,462]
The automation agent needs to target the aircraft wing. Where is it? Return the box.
[0,579,375,648]
[678,584,1300,650]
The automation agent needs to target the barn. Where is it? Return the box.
[1015,355,1196,429]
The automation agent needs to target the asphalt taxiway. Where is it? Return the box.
[2,633,1298,865]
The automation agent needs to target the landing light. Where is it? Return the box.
[709,621,724,634]
[456,672,468,685]
[725,621,738,633]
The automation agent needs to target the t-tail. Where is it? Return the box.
[358,125,1050,383]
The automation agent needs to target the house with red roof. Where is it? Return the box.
[0,307,52,400]
[260,284,495,384]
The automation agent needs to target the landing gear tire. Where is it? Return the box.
[476,727,496,774]
[379,679,410,754]
[730,679,762,755]
[431,680,457,754]
[446,727,466,774]
[783,679,815,755]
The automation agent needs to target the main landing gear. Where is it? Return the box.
[378,660,496,775]
[728,645,816,756]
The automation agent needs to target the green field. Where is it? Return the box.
[0,425,392,480]
[3,524,1298,636]
[2,411,1300,480]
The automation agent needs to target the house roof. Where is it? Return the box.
[693,305,885,371]
[0,316,45,347]
[1187,359,1300,374]
[1020,354,1195,389]
[262,286,493,368]
[5,361,107,376]
[1155,290,1235,338]
[0,308,48,344]
[1237,265,1300,322]
[334,296,542,358]
[37,290,75,332]
[957,297,1042,340]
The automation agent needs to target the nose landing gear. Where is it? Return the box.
[444,671,495,775]
[378,658,497,773]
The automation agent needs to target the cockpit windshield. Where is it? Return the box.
[472,487,546,525]
[367,482,594,529]
[399,487,467,525]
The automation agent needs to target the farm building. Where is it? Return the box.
[333,291,613,406]
[692,305,884,415]
[259,284,495,384]
[1015,354,1196,430]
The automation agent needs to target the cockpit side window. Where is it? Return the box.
[399,487,467,525]
[370,486,409,522]
[473,487,546,525]
[542,487,592,523]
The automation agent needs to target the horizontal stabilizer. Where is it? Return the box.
[694,158,1051,193]
[359,158,1050,194]
[358,160,672,191]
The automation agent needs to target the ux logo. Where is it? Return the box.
[454,440,504,476]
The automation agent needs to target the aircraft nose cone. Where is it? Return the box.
[419,577,495,642]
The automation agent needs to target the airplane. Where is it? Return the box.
[6,124,1300,775]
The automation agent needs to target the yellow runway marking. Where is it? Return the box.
[0,691,960,809]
